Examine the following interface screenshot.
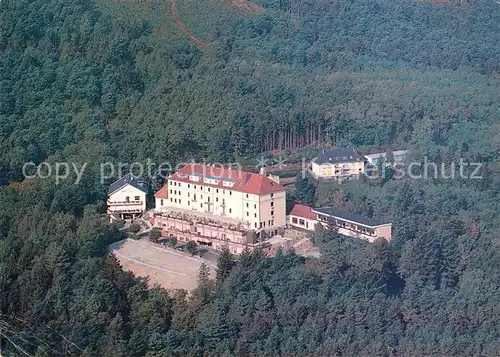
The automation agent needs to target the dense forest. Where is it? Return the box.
[1,0,500,355]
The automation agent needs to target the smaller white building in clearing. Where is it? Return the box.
[107,174,148,222]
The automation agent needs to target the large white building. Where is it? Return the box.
[155,164,287,236]
[107,174,148,222]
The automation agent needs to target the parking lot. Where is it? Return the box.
[109,238,216,292]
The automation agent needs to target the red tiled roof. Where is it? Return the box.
[243,174,282,195]
[154,184,169,198]
[290,204,317,220]
[169,164,285,195]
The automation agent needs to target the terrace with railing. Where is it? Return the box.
[107,200,144,214]
[154,207,251,232]
[107,200,143,206]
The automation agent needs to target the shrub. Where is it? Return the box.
[113,219,125,229]
[129,222,141,234]
[150,227,162,241]
[185,240,197,255]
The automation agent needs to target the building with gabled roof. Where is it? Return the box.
[168,164,285,195]
[154,183,169,211]
[311,148,364,180]
[289,204,318,231]
[107,174,148,222]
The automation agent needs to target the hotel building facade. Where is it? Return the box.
[153,164,287,253]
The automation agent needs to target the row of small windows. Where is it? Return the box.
[292,217,310,229]
[246,193,274,198]
[171,190,269,208]
[125,196,141,202]
[168,194,272,211]
[317,215,376,235]
[170,181,234,195]
[165,201,273,218]
[169,198,270,207]
[168,182,277,200]
[254,220,274,228]
[167,197,233,213]
[246,210,273,217]
[172,190,263,206]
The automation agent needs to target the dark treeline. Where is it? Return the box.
[1,0,499,176]
[1,0,500,355]
[2,173,500,356]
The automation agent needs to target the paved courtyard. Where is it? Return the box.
[109,238,216,292]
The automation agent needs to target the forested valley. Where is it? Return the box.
[1,0,500,355]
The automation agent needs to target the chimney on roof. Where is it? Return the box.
[268,174,280,185]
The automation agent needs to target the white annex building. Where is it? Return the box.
[107,174,148,222]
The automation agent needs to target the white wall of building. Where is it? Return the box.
[259,191,286,230]
[155,197,168,212]
[108,185,146,215]
[289,215,317,231]
[162,178,286,232]
[312,161,365,178]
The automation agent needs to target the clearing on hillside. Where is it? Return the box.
[110,238,216,291]
[169,0,207,47]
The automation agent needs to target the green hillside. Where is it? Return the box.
[1,0,500,355]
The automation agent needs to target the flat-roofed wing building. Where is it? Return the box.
[287,204,391,242]
[312,207,392,242]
